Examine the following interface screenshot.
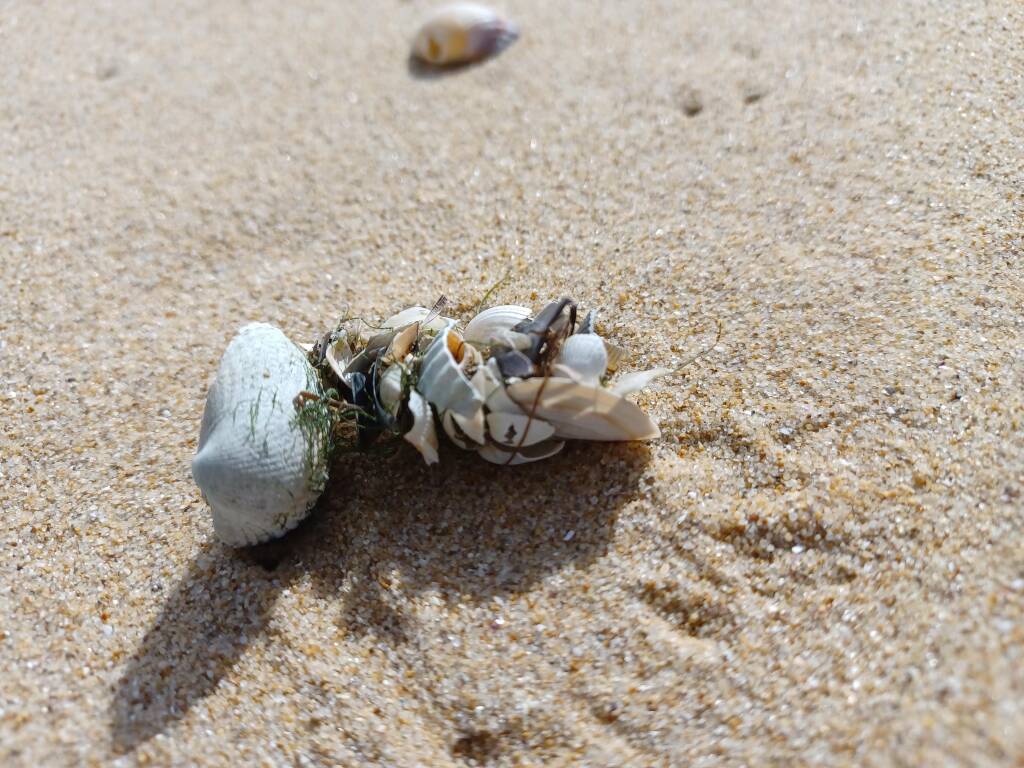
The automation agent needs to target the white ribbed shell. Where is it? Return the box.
[192,323,331,547]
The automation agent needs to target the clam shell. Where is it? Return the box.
[416,324,484,419]
[463,305,533,348]
[555,333,608,385]
[192,323,332,547]
[504,377,660,441]
[411,3,518,67]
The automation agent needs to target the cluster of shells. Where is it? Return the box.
[193,299,668,546]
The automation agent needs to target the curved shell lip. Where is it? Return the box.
[477,437,565,465]
[378,362,406,416]
[202,478,316,548]
[463,305,534,350]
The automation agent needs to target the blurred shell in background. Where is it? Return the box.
[411,4,519,67]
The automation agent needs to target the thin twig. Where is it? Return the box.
[674,317,723,372]
[472,268,515,318]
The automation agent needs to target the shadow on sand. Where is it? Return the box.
[405,48,516,80]
[406,54,477,80]
[110,441,650,753]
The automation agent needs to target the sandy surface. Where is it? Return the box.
[2,0,1023,764]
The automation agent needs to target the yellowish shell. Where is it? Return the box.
[412,3,518,67]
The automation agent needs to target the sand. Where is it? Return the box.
[2,0,1023,764]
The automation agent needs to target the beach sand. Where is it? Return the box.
[2,0,1023,764]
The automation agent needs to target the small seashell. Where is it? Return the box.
[494,348,536,379]
[438,364,492,447]
[364,329,399,357]
[329,327,397,387]
[192,323,332,547]
[555,332,608,385]
[505,377,660,441]
[486,411,556,448]
[416,324,484,419]
[578,310,598,335]
[383,306,428,328]
[463,305,533,348]
[411,3,518,68]
[383,306,452,333]
[404,389,439,465]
